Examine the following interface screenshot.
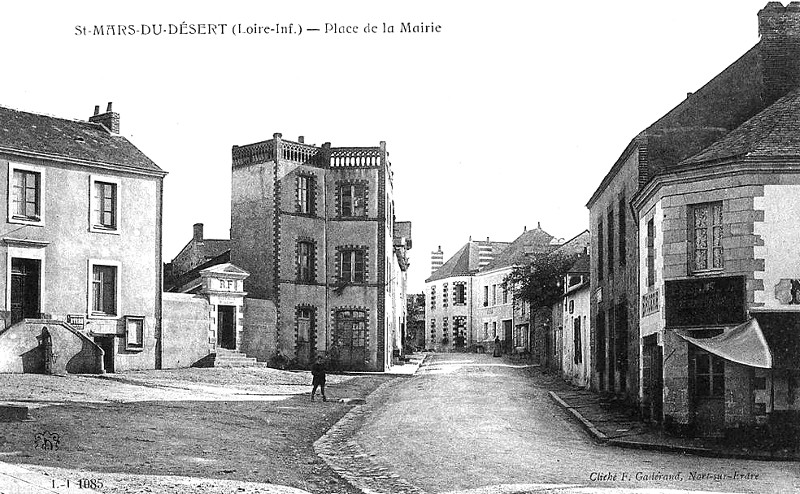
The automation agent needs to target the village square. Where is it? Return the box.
[2,1,800,493]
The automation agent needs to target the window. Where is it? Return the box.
[502,286,508,304]
[483,322,489,339]
[690,202,723,272]
[607,208,615,275]
[618,195,626,265]
[454,283,466,305]
[483,286,489,306]
[125,316,144,351]
[339,248,365,283]
[339,183,366,217]
[297,241,315,282]
[573,316,582,364]
[597,219,604,281]
[430,286,436,310]
[90,263,118,316]
[492,321,497,338]
[296,175,315,214]
[9,165,43,224]
[93,181,117,230]
[492,284,497,305]
[333,309,367,348]
[694,351,724,397]
[442,283,449,307]
[647,218,655,288]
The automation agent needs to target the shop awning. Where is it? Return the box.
[674,318,773,369]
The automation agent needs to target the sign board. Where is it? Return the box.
[665,276,746,327]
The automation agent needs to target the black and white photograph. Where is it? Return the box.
[0,1,799,493]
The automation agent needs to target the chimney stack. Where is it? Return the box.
[758,2,800,103]
[298,136,305,144]
[88,101,120,134]
[193,223,204,242]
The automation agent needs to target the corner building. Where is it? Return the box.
[230,133,409,371]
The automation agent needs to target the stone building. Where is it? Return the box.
[230,133,410,371]
[531,230,589,370]
[633,85,800,437]
[560,254,591,389]
[473,227,557,354]
[591,2,800,436]
[164,223,230,288]
[424,237,510,351]
[0,103,166,373]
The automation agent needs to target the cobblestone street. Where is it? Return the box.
[347,353,800,494]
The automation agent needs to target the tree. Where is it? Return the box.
[502,251,578,310]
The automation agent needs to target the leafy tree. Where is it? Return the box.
[502,252,578,310]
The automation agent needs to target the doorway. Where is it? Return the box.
[10,258,40,324]
[296,308,316,366]
[642,335,663,423]
[503,319,512,354]
[691,347,725,436]
[94,336,115,373]
[217,305,236,350]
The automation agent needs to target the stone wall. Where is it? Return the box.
[241,298,277,362]
[0,320,102,374]
[662,329,690,427]
[161,293,212,369]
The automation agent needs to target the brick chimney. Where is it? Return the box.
[89,102,120,134]
[759,2,800,103]
[193,223,204,242]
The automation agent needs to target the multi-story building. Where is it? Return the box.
[0,103,166,373]
[560,254,591,388]
[230,133,410,371]
[533,231,590,371]
[592,2,800,436]
[473,226,557,353]
[425,237,510,351]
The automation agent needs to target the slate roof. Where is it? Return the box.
[588,43,772,207]
[567,254,590,275]
[680,87,800,166]
[201,239,232,259]
[0,106,163,173]
[425,240,511,283]
[481,228,556,272]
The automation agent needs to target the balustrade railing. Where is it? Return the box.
[330,147,382,167]
[280,141,321,164]
[232,141,276,166]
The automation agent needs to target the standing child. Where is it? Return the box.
[310,356,327,402]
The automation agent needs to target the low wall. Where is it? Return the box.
[0,320,102,374]
[161,293,212,368]
[241,298,277,362]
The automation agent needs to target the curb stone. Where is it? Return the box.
[549,390,800,461]
[314,379,427,494]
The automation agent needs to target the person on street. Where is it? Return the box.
[310,356,327,402]
[493,336,502,357]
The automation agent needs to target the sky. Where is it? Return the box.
[0,0,772,293]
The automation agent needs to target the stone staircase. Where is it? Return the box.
[211,348,260,367]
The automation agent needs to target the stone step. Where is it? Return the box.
[211,350,259,367]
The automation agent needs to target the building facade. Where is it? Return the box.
[633,86,800,437]
[230,133,409,371]
[560,255,591,388]
[587,2,800,434]
[0,103,166,373]
[424,238,509,351]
